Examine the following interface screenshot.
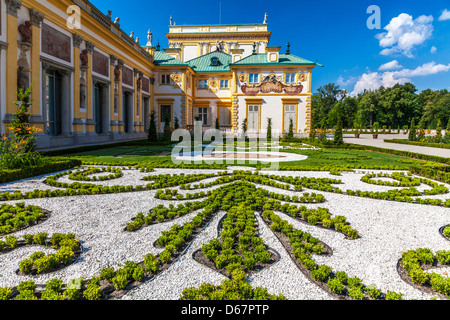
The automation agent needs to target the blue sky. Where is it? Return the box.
[92,0,450,94]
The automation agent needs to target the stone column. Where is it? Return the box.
[59,69,73,136]
[29,8,44,117]
[109,54,118,132]
[5,0,21,127]
[72,34,83,131]
[0,42,8,134]
[117,59,124,132]
[85,40,95,133]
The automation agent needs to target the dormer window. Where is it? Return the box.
[210,57,221,66]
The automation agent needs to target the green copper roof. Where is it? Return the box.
[231,53,318,66]
[153,50,188,66]
[186,51,232,73]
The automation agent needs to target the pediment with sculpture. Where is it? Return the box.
[241,74,303,96]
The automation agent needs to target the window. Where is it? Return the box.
[249,73,259,84]
[160,105,172,126]
[210,57,221,66]
[220,80,229,89]
[248,105,260,133]
[198,107,208,125]
[198,79,208,89]
[286,73,296,84]
[161,74,171,85]
[284,104,296,133]
[219,107,231,126]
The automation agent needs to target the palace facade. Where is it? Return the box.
[0,0,321,150]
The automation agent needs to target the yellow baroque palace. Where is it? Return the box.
[0,0,321,149]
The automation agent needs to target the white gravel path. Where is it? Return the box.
[0,167,449,300]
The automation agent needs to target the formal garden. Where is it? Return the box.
[0,87,450,301]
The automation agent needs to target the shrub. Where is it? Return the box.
[19,258,33,274]
[83,282,102,300]
[100,267,115,281]
[0,287,12,300]
[132,265,145,282]
[436,250,450,265]
[347,276,363,288]
[364,284,381,300]
[385,290,403,300]
[17,280,36,292]
[311,265,332,282]
[334,271,348,285]
[16,290,37,300]
[348,286,364,300]
[41,290,64,300]
[327,278,344,294]
[63,288,80,300]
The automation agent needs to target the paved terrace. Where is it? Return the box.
[343,134,450,158]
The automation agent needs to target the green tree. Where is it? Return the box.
[215,117,220,130]
[266,118,272,141]
[147,111,158,142]
[163,112,172,141]
[333,116,343,145]
[311,83,346,128]
[0,84,42,169]
[408,118,416,141]
[241,118,247,137]
[435,119,442,143]
[287,118,294,139]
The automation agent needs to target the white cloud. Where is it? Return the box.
[337,75,358,87]
[430,46,437,53]
[438,9,450,21]
[396,62,450,77]
[351,62,450,95]
[376,13,434,58]
[378,60,403,71]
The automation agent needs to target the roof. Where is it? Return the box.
[231,53,320,66]
[185,51,232,73]
[169,23,268,27]
[153,50,188,66]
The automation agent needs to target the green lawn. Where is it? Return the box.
[64,143,434,170]
[277,148,429,169]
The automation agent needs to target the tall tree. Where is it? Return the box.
[311,83,346,128]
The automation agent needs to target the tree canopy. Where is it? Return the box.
[311,82,449,130]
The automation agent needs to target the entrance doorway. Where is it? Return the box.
[45,70,62,136]
[248,105,259,133]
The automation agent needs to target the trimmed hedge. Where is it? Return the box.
[300,139,450,165]
[0,158,82,184]
[39,139,154,156]
[410,165,450,184]
[385,139,450,150]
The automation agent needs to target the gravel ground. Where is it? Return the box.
[0,167,449,300]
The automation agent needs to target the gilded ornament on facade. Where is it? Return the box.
[238,73,247,83]
[171,73,181,83]
[298,73,307,82]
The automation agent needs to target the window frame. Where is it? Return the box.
[198,79,208,89]
[160,74,171,85]
[220,79,229,89]
[285,73,296,84]
[248,73,259,84]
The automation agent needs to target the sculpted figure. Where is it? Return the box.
[18,21,32,43]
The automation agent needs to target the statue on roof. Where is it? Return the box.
[147,29,153,47]
[263,13,268,24]
[170,16,173,25]
[214,40,224,52]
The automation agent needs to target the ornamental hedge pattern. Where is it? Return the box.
[0,164,449,300]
